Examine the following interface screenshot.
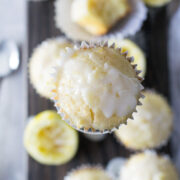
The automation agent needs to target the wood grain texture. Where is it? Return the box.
[27,1,172,180]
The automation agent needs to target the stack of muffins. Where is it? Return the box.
[24,0,179,179]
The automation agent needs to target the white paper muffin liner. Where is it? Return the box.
[64,164,112,180]
[54,0,147,41]
[51,41,144,134]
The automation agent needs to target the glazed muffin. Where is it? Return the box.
[29,38,72,99]
[115,90,173,150]
[120,151,178,180]
[24,110,78,165]
[52,42,143,132]
[108,39,146,78]
[65,165,112,180]
[143,0,171,7]
[71,0,130,35]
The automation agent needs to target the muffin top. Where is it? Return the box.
[29,38,72,99]
[71,0,130,35]
[24,110,78,165]
[53,43,143,132]
[120,151,178,180]
[115,90,173,150]
[65,166,112,180]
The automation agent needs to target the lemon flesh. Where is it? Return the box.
[109,39,146,78]
[143,0,171,7]
[53,46,143,131]
[24,110,78,165]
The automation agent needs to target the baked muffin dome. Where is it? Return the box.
[71,0,130,35]
[120,151,178,180]
[52,42,143,132]
[115,90,173,150]
[29,38,72,99]
[108,39,146,78]
[65,166,112,180]
[143,0,171,7]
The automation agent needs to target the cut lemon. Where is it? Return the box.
[24,110,78,165]
[108,39,146,78]
[143,0,171,7]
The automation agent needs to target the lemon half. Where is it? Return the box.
[143,0,171,7]
[24,110,78,165]
[108,39,146,78]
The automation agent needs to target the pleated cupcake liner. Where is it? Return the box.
[51,41,144,134]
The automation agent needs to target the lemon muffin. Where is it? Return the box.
[65,165,112,180]
[52,42,143,132]
[143,0,171,7]
[106,157,126,179]
[108,39,146,78]
[120,151,179,180]
[71,0,130,35]
[29,38,72,99]
[115,90,173,150]
[24,110,78,165]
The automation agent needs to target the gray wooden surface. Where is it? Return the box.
[26,1,175,180]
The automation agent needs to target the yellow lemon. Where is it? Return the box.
[143,0,171,7]
[109,39,146,78]
[24,110,78,165]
